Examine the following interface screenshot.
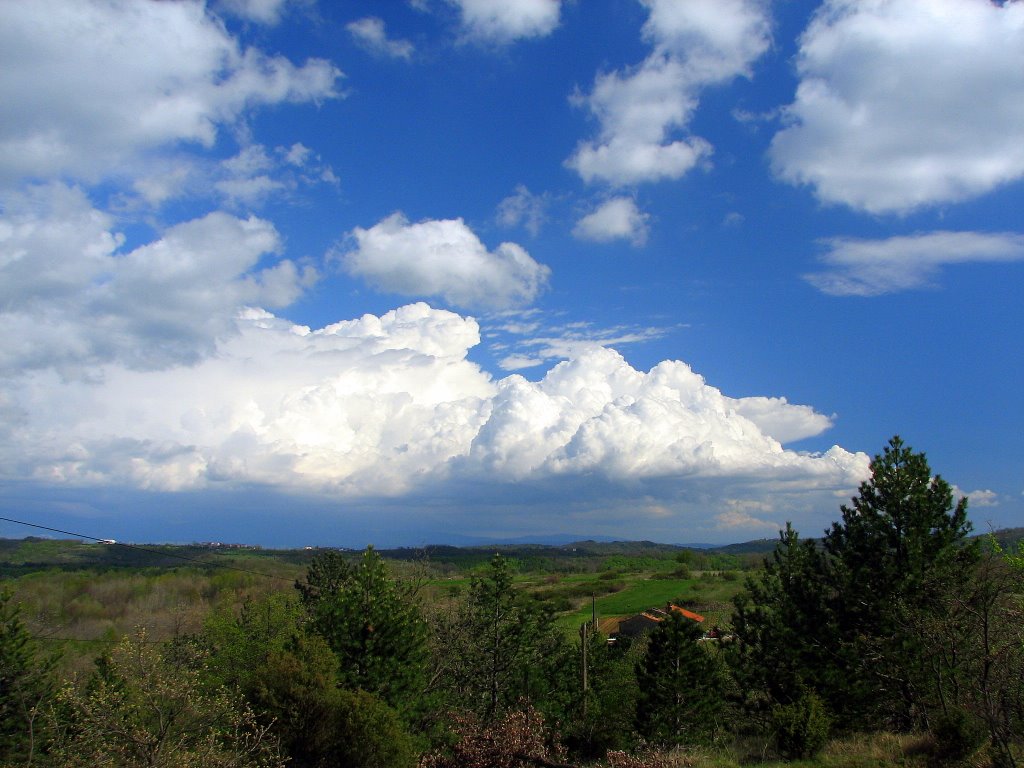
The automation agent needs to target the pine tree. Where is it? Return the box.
[824,436,979,728]
[297,546,427,715]
[437,554,572,724]
[634,611,725,746]
[0,589,56,764]
[729,524,839,717]
[825,435,976,629]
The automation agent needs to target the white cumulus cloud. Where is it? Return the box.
[340,212,551,311]
[567,0,771,185]
[216,0,294,25]
[573,197,650,246]
[805,231,1024,296]
[770,0,1024,214]
[496,185,548,235]
[0,184,313,375]
[731,396,834,444]
[450,0,561,43]
[346,17,415,60]
[0,0,341,185]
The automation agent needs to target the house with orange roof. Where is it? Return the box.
[613,603,704,641]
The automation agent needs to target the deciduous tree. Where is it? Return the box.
[49,631,282,768]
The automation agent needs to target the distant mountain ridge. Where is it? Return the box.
[2,527,1018,575]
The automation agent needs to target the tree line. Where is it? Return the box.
[1,437,1021,767]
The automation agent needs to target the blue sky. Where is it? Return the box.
[0,0,1021,548]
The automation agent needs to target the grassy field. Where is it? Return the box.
[623,732,934,768]
[553,570,744,633]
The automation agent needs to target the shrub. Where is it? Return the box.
[929,707,987,767]
[770,689,831,760]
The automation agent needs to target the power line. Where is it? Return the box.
[0,515,297,585]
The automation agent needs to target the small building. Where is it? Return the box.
[613,603,704,641]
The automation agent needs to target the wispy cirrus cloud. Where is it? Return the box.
[805,231,1024,296]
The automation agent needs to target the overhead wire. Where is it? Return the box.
[1,515,318,645]
[0,515,299,585]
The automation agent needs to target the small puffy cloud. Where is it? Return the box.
[496,185,547,235]
[805,231,1024,296]
[340,212,551,311]
[0,0,341,184]
[952,487,1000,508]
[967,490,999,508]
[213,143,336,207]
[573,197,650,246]
[770,0,1024,213]
[216,0,294,25]
[567,0,770,185]
[568,57,712,185]
[346,17,415,60]
[450,0,561,43]
[0,184,312,374]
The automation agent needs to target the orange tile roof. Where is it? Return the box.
[669,604,705,623]
[635,604,705,624]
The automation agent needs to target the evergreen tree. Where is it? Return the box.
[297,546,427,715]
[567,626,642,757]
[728,437,981,734]
[824,436,978,728]
[437,554,572,724]
[0,589,56,765]
[253,636,418,768]
[202,591,305,695]
[825,435,976,630]
[729,524,839,718]
[634,611,726,746]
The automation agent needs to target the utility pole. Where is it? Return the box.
[579,620,588,718]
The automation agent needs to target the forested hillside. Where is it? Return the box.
[1,438,1021,767]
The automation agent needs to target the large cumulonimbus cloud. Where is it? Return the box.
[771,0,1024,214]
[0,296,867,509]
[0,188,867,526]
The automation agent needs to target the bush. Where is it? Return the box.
[929,707,987,767]
[770,690,831,760]
[329,689,419,768]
